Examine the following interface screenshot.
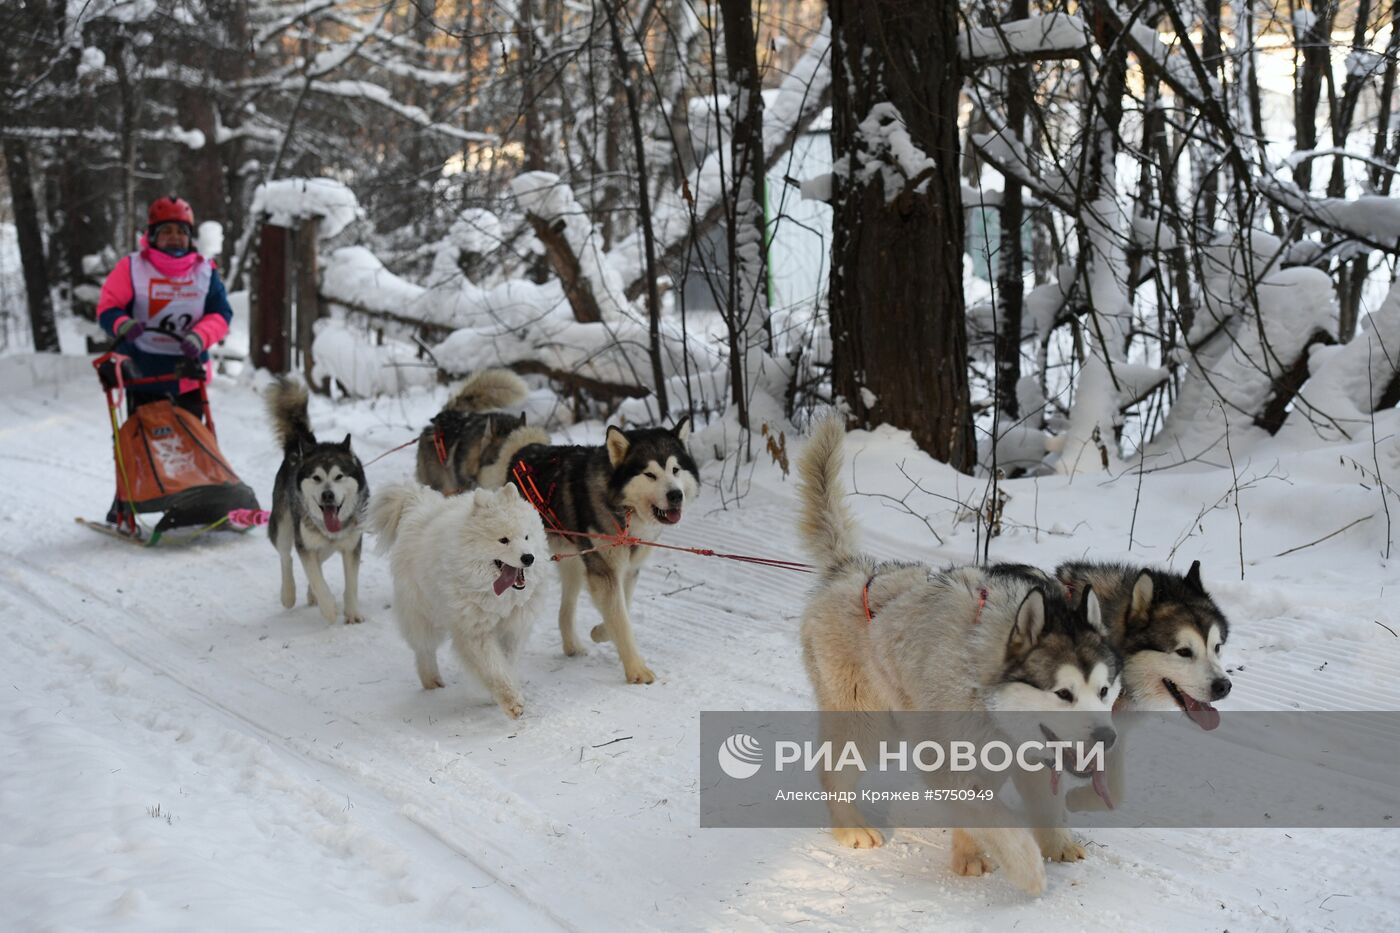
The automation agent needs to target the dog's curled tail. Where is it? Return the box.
[797,416,858,573]
[448,368,529,413]
[479,425,551,490]
[369,482,437,551]
[266,377,314,452]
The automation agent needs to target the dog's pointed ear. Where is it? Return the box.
[1185,559,1204,594]
[1080,585,1107,637]
[482,419,496,441]
[606,425,630,467]
[1129,570,1154,624]
[501,481,521,501]
[340,433,353,451]
[673,416,691,443]
[1008,589,1047,656]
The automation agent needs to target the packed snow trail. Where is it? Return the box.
[2,357,1398,930]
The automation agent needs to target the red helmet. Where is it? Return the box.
[148,195,194,230]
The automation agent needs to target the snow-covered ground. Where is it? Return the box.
[3,353,1399,931]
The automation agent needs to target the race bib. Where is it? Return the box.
[128,253,212,355]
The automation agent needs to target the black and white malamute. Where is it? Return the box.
[492,418,700,684]
[1054,560,1233,814]
[266,379,369,625]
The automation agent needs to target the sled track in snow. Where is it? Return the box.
[6,378,1400,929]
[1,557,582,931]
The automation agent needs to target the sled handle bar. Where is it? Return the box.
[94,348,206,386]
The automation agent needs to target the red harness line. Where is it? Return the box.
[510,461,814,574]
[862,574,988,625]
[365,435,421,467]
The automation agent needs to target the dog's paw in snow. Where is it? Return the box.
[1035,828,1086,862]
[497,694,524,719]
[624,663,656,685]
[590,623,612,644]
[951,829,995,876]
[833,825,883,849]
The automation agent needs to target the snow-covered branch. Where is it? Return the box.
[959,13,1089,66]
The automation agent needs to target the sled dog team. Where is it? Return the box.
[265,371,1233,895]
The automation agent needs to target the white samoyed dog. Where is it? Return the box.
[370,482,548,719]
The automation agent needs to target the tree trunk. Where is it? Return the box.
[1292,1,1332,198]
[719,0,769,428]
[607,1,669,416]
[4,138,60,352]
[827,0,973,470]
[113,37,139,253]
[994,0,1030,422]
[1370,0,1400,195]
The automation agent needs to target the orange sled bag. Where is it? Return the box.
[114,399,259,533]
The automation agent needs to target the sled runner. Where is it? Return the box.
[83,350,262,546]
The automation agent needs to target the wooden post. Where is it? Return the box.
[250,222,292,373]
[294,217,322,386]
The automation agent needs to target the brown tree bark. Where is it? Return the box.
[606,1,669,415]
[827,0,973,470]
[4,138,60,352]
[719,0,768,428]
[1292,0,1334,197]
[994,0,1030,422]
[525,212,604,323]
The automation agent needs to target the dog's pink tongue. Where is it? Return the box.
[1182,693,1221,731]
[493,564,518,597]
[322,506,342,533]
[1091,768,1114,810]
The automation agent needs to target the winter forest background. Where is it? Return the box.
[3,0,1399,495]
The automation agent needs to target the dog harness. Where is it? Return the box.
[862,573,988,625]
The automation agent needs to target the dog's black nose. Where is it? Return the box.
[320,491,336,504]
[666,489,683,506]
[1091,726,1117,751]
[521,553,535,567]
[1211,677,1232,700]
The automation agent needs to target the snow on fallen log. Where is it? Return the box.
[319,245,724,400]
[511,172,627,324]
[1049,356,1122,475]
[1291,279,1400,441]
[959,13,1088,64]
[309,319,436,398]
[321,245,563,332]
[1151,265,1339,461]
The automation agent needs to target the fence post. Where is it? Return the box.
[294,217,323,387]
[250,221,292,373]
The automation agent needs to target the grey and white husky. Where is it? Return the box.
[1055,560,1232,812]
[795,418,1121,895]
[266,378,369,625]
[416,368,535,495]
[497,418,700,685]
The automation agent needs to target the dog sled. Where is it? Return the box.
[80,349,263,546]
